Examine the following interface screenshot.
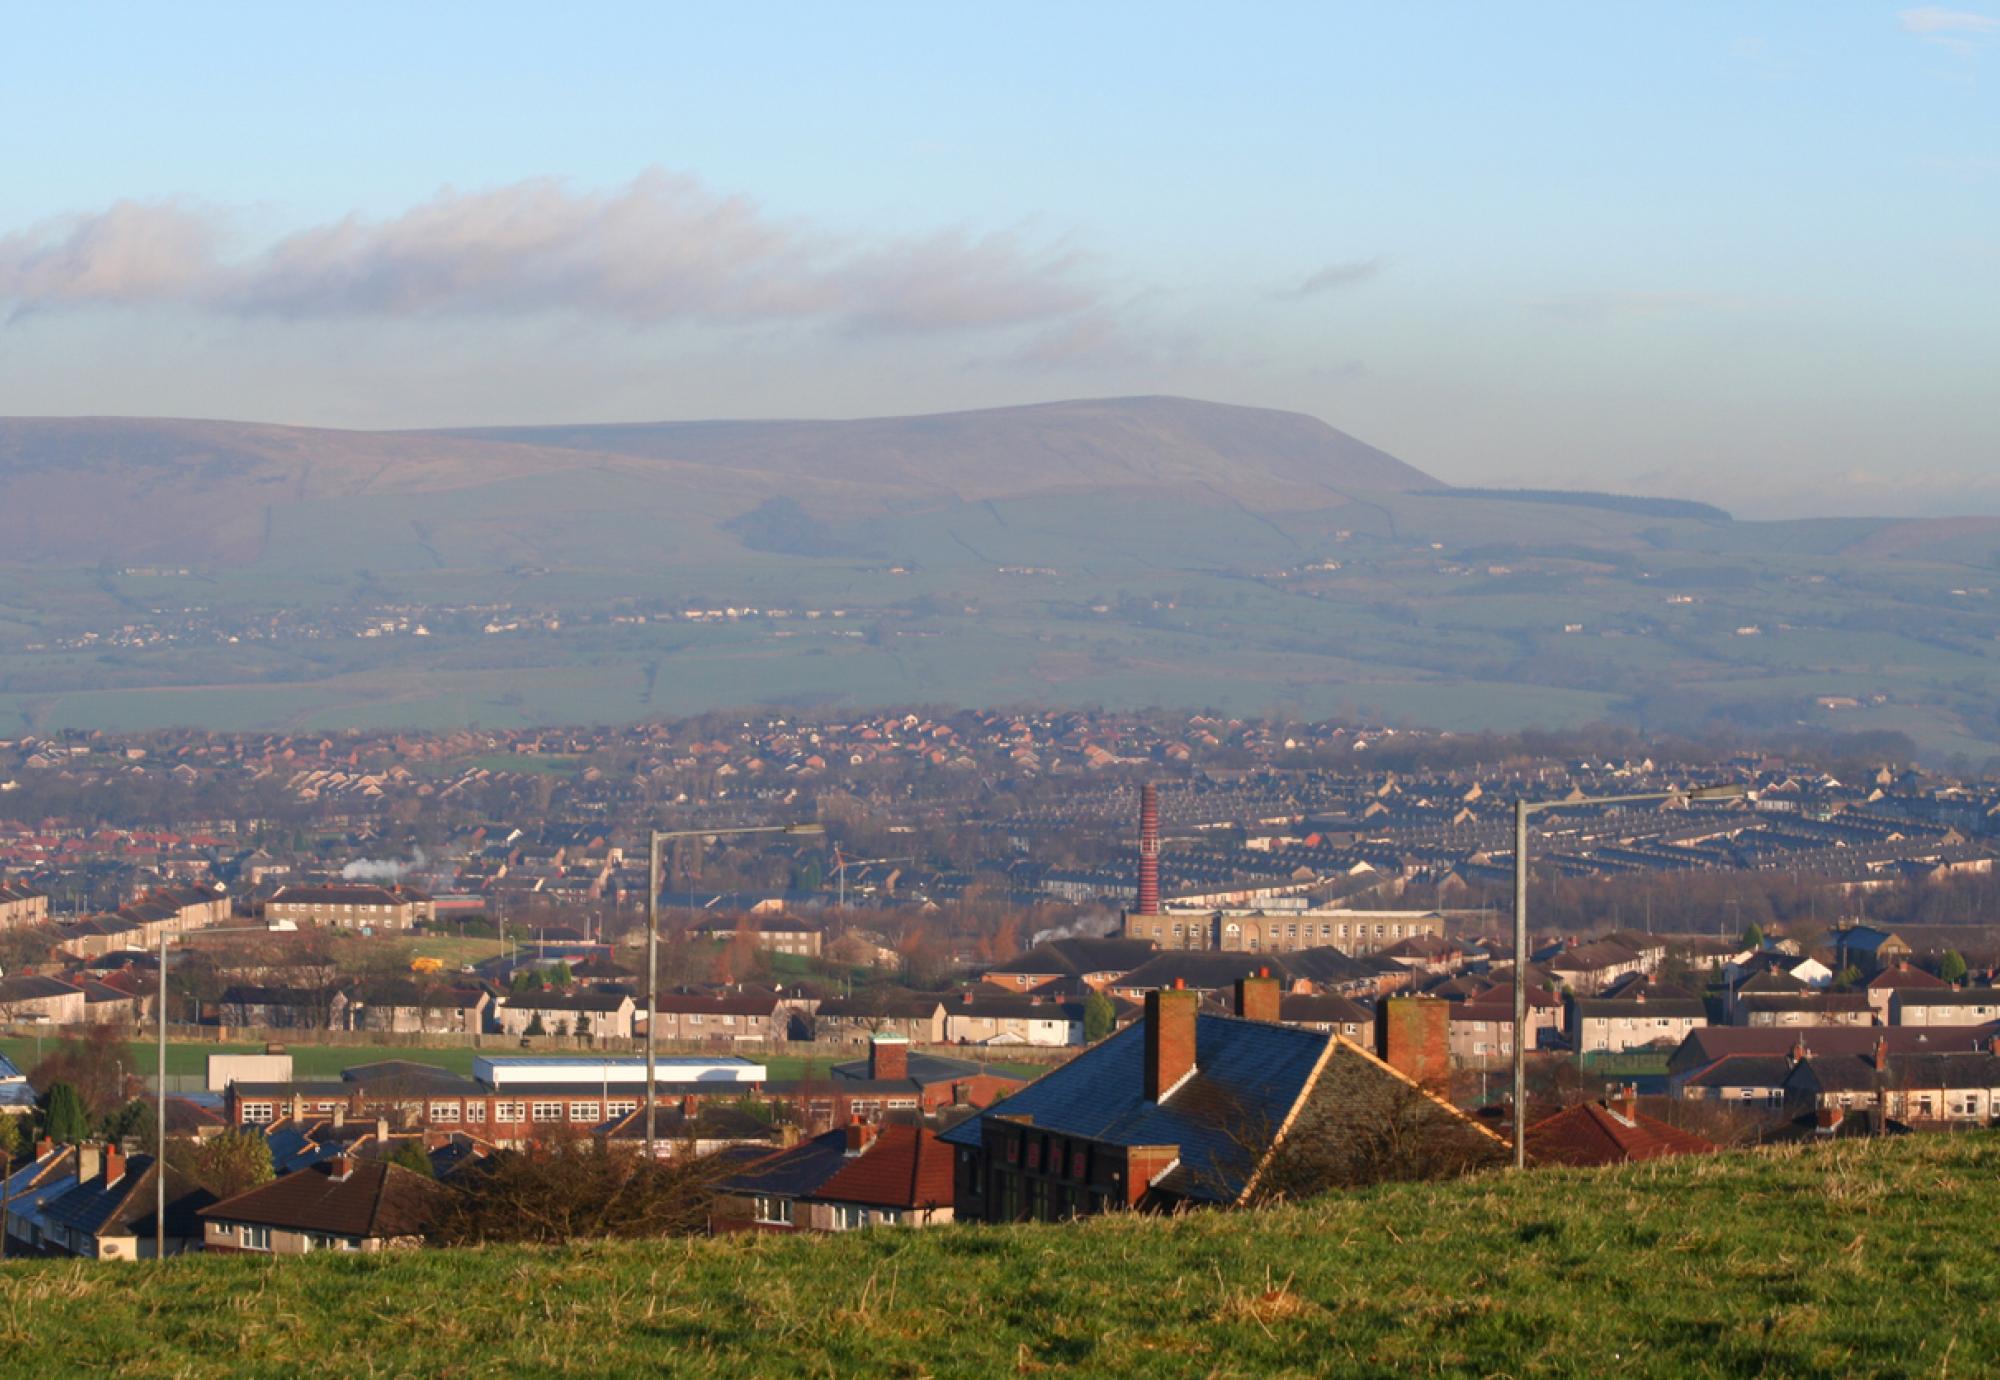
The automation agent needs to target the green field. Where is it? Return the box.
[4,477,1999,756]
[0,1134,1991,1375]
[0,1037,1048,1086]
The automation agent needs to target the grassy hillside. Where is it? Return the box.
[4,1134,1992,1376]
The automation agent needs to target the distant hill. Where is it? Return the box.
[0,397,1436,567]
[1428,487,1732,522]
[435,395,1442,508]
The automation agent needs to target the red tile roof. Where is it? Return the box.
[1526,1100,1716,1168]
[811,1124,955,1211]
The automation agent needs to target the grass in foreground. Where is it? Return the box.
[2,1133,1995,1376]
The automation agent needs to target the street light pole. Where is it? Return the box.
[1510,781,1745,1170]
[1512,798,1529,1171]
[643,821,823,1158]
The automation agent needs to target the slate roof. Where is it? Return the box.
[828,1051,1006,1087]
[200,1159,448,1238]
[41,1157,213,1241]
[720,1128,853,1198]
[986,938,1154,978]
[1279,993,1372,1026]
[1679,1054,1798,1091]
[1527,1101,1716,1167]
[1791,1050,2000,1095]
[939,1013,1333,1204]
[1111,952,1302,994]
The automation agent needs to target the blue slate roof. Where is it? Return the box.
[940,1014,1332,1203]
[719,1128,852,1198]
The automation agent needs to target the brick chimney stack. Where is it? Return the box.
[75,1144,102,1183]
[1144,981,1198,1102]
[1789,1036,1810,1065]
[869,1034,909,1082]
[329,1154,354,1181]
[844,1118,878,1156]
[102,1142,125,1187]
[1136,783,1161,916]
[1377,997,1450,1091]
[1607,1085,1638,1121]
[1873,1037,1889,1072]
[1234,968,1281,1024]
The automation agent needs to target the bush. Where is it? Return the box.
[429,1138,727,1246]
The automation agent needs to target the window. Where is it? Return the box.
[832,1205,864,1230]
[239,1224,272,1251]
[752,1195,793,1225]
[241,1102,273,1124]
[686,1014,703,1026]
[878,1209,901,1226]
[463,1101,486,1124]
[493,1101,525,1123]
[429,1102,461,1123]
[605,1099,638,1118]
[571,1102,601,1123]
[532,1101,564,1123]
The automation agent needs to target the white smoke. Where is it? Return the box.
[341,848,427,882]
[1030,910,1122,948]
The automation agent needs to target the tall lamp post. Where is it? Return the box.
[1511,782,1746,1169]
[156,923,275,1259]
[644,822,824,1157]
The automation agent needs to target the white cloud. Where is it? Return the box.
[0,170,1101,338]
[1899,6,1998,52]
[1900,6,1998,34]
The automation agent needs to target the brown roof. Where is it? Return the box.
[1527,1100,1716,1167]
[200,1159,447,1239]
[810,1124,955,1211]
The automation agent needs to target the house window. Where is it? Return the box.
[494,1101,526,1122]
[605,1099,638,1118]
[241,1102,274,1124]
[464,1102,486,1124]
[571,1102,601,1122]
[239,1224,272,1251]
[752,1195,793,1225]
[532,1101,565,1123]
[429,1102,461,1123]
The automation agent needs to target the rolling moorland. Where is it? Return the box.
[3,397,1999,760]
[0,1135,1991,1376]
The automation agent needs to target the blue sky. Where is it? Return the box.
[1,3,1995,515]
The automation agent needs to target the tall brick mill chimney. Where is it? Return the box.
[1137,782,1161,916]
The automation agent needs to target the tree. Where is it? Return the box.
[0,1112,25,1163]
[1740,922,1764,950]
[165,1129,273,1199]
[1940,950,1969,986]
[511,968,545,995]
[40,1082,90,1144]
[387,1140,436,1179]
[549,961,574,988]
[101,1098,158,1149]
[1834,964,1863,992]
[1083,991,1116,1043]
[27,1027,130,1121]
[525,1012,547,1037]
[429,1138,725,1246]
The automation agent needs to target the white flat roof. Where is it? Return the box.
[471,1055,765,1088]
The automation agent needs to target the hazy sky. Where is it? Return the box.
[2,4,1995,516]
